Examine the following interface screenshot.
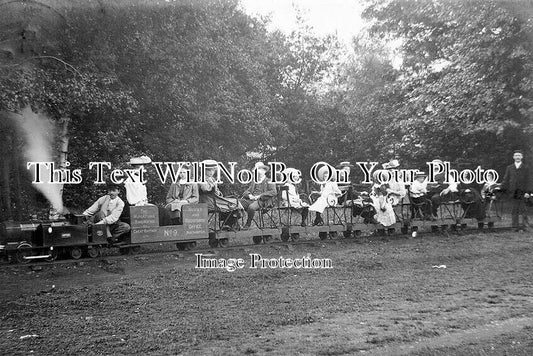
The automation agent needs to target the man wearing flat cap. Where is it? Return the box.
[501,150,532,231]
[83,184,131,243]
[240,162,277,229]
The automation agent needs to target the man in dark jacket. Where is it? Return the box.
[501,150,531,231]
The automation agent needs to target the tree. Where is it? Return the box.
[359,0,533,170]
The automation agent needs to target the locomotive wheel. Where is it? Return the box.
[45,249,59,262]
[176,243,187,251]
[263,235,272,243]
[343,231,352,238]
[291,233,300,241]
[354,230,362,237]
[119,247,131,255]
[218,239,229,248]
[70,247,82,260]
[252,236,263,245]
[319,232,328,240]
[16,243,33,264]
[87,247,101,259]
[329,231,338,239]
[130,246,141,254]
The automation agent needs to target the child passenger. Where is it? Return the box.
[409,171,430,219]
[370,170,396,227]
[309,165,342,226]
[280,167,309,226]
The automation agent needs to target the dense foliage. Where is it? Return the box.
[0,0,532,219]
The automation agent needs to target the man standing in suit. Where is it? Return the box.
[501,150,531,231]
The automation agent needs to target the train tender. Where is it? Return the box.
[1,185,504,264]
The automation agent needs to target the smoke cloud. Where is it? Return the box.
[11,106,64,213]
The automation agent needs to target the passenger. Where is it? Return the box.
[240,162,277,230]
[309,165,342,226]
[382,159,407,206]
[458,186,485,220]
[370,170,396,227]
[481,171,501,218]
[336,161,355,203]
[427,159,458,218]
[501,150,531,232]
[409,171,430,219]
[280,167,309,227]
[481,171,500,200]
[83,184,130,243]
[199,160,243,230]
[351,191,378,224]
[165,165,199,225]
[124,155,151,206]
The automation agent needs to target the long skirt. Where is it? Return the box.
[371,196,396,227]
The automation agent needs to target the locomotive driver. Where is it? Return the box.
[83,185,131,243]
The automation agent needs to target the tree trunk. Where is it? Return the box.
[13,136,23,221]
[49,117,69,219]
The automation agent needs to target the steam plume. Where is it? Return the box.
[11,106,64,213]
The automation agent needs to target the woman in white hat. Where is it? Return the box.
[124,155,152,206]
[199,160,243,230]
[280,168,309,226]
[309,164,342,225]
[240,161,277,230]
[381,159,407,206]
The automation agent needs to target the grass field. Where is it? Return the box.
[1,230,532,355]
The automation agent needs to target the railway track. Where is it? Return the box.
[0,223,515,270]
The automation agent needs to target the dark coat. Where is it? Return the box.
[501,163,532,199]
[244,179,277,201]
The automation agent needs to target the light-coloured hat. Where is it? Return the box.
[129,155,151,165]
[178,164,192,172]
[283,167,300,176]
[372,169,386,181]
[337,161,354,169]
[318,165,334,179]
[382,159,400,169]
[201,159,218,168]
[254,161,269,171]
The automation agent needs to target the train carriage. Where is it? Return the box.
[0,183,506,264]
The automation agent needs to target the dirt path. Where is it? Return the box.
[1,231,532,355]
